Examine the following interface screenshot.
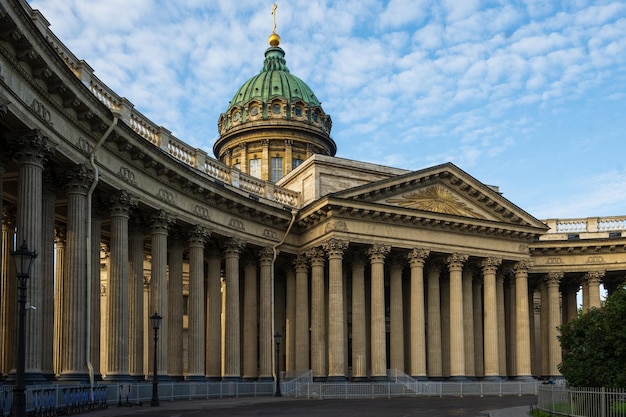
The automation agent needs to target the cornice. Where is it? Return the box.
[529,237,626,256]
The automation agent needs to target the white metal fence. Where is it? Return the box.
[538,385,626,417]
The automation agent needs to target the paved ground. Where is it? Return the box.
[85,395,537,417]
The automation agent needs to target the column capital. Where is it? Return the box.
[367,243,390,262]
[545,272,563,287]
[63,164,95,193]
[2,204,16,228]
[109,190,138,217]
[14,129,55,166]
[305,247,325,266]
[294,254,309,272]
[149,209,175,231]
[188,225,210,246]
[223,237,245,256]
[258,247,274,264]
[408,248,429,267]
[446,252,468,270]
[513,259,533,275]
[323,238,348,258]
[584,270,605,286]
[480,257,502,274]
[54,224,66,244]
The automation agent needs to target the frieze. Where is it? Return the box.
[157,188,175,205]
[324,220,347,233]
[31,98,52,125]
[228,218,245,231]
[117,166,137,186]
[586,255,605,264]
[546,257,563,265]
[263,228,279,241]
[193,204,211,220]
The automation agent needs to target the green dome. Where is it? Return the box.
[229,46,321,109]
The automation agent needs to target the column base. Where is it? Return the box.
[482,376,505,381]
[257,376,274,382]
[409,375,429,381]
[370,375,388,382]
[206,376,222,382]
[103,373,133,382]
[512,375,535,381]
[312,376,327,382]
[351,376,368,382]
[168,375,185,381]
[57,372,90,384]
[25,372,50,384]
[222,376,242,382]
[327,376,347,382]
[448,376,469,381]
[130,374,146,381]
[185,375,207,381]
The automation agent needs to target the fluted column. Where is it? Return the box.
[427,263,442,379]
[306,247,327,381]
[41,181,55,380]
[59,166,94,382]
[324,238,348,380]
[581,279,589,312]
[472,277,484,377]
[408,248,428,379]
[1,207,16,376]
[285,267,296,373]
[205,246,222,380]
[563,283,578,324]
[545,272,562,377]
[104,191,136,381]
[258,247,274,380]
[513,260,533,379]
[15,131,53,382]
[585,271,604,310]
[505,273,516,377]
[389,258,405,373]
[447,253,468,379]
[167,235,184,380]
[149,211,174,377]
[496,271,507,377]
[0,163,4,380]
[128,220,144,379]
[540,282,549,376]
[223,237,244,380]
[294,255,310,372]
[481,257,501,379]
[368,243,390,380]
[187,226,208,380]
[242,255,258,380]
[351,254,367,380]
[462,268,475,378]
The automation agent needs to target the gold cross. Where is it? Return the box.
[272,3,278,33]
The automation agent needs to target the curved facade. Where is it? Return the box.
[0,0,625,386]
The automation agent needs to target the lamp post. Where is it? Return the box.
[11,241,37,417]
[150,312,162,407]
[274,332,282,397]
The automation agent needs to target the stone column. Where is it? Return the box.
[285,267,296,373]
[585,271,604,310]
[447,253,468,379]
[1,207,16,376]
[505,273,516,377]
[351,254,367,380]
[581,279,589,312]
[242,255,258,380]
[472,277,484,377]
[258,247,274,380]
[149,211,174,377]
[284,139,293,175]
[128,220,144,380]
[496,271,507,377]
[205,246,222,380]
[223,237,244,380]
[540,282,549,376]
[294,255,310,372]
[89,206,103,381]
[408,248,428,379]
[440,274,450,378]
[462,268,475,378]
[324,238,348,380]
[368,243,390,380]
[105,191,136,381]
[389,258,405,373]
[59,166,94,382]
[41,181,55,380]
[481,257,501,379]
[306,247,327,381]
[545,272,562,377]
[15,131,53,382]
[513,260,533,379]
[167,235,184,380]
[261,139,270,180]
[562,283,578,324]
[187,226,208,380]
[52,226,65,377]
[427,263,442,379]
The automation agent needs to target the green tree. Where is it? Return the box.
[558,284,626,388]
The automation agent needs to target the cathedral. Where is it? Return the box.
[1,0,625,386]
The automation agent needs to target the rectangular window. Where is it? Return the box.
[292,158,303,169]
[249,158,261,178]
[271,157,283,182]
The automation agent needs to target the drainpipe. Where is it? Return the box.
[86,114,120,392]
[271,208,298,380]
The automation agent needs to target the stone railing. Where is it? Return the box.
[541,216,626,237]
[37,18,300,208]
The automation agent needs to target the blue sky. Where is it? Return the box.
[28,0,626,220]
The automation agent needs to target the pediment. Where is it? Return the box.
[331,163,547,229]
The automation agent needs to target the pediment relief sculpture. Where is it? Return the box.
[385,184,486,219]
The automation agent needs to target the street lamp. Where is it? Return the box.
[150,311,162,407]
[274,332,282,397]
[11,240,37,417]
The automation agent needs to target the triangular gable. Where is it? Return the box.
[331,162,547,229]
